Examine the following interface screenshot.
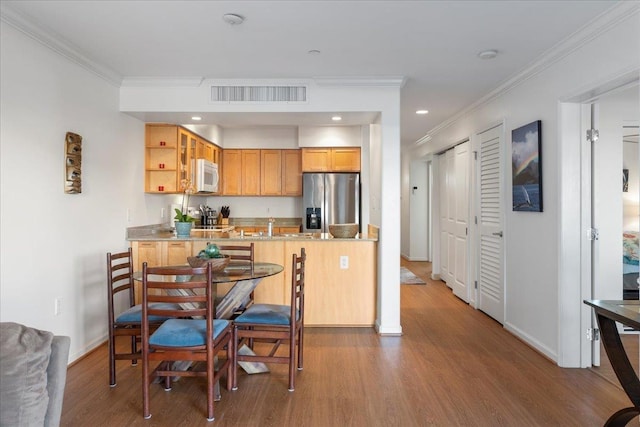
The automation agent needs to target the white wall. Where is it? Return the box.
[408,5,639,363]
[0,22,170,362]
[298,125,362,147]
[222,126,298,149]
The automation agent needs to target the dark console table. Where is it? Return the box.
[584,299,640,426]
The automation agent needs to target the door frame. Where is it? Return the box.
[557,70,639,368]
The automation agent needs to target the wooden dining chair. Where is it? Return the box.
[232,248,306,391]
[141,263,233,421]
[107,249,180,387]
[217,243,255,314]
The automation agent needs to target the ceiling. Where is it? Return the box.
[1,1,619,146]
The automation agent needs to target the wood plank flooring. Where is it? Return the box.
[61,260,631,426]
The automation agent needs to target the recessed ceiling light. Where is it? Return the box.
[308,49,321,55]
[223,13,245,25]
[191,116,202,121]
[478,49,498,60]
[332,116,342,121]
[416,110,429,115]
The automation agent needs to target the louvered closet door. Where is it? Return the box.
[478,125,505,324]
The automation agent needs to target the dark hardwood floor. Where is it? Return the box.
[61,260,631,426]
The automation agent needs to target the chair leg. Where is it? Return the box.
[131,335,138,365]
[231,326,239,391]
[207,362,215,421]
[142,352,151,419]
[298,326,304,370]
[108,333,116,387]
[288,333,296,392]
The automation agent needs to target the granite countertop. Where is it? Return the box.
[126,223,377,242]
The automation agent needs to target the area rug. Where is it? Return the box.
[400,267,426,285]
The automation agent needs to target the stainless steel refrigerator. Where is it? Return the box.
[302,173,360,233]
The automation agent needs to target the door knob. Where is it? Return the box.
[492,231,503,237]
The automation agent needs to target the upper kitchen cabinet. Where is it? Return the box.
[145,124,221,194]
[261,150,282,195]
[301,147,361,172]
[221,149,260,195]
[145,124,180,193]
[196,137,214,162]
[223,149,302,196]
[281,149,302,196]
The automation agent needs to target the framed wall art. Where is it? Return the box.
[512,120,542,212]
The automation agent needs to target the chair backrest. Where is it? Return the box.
[142,263,212,320]
[217,243,254,264]
[107,249,135,323]
[290,248,306,324]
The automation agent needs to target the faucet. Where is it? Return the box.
[267,217,275,237]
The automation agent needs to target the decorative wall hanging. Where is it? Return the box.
[512,120,542,212]
[65,132,82,194]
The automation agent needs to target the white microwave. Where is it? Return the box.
[193,159,219,193]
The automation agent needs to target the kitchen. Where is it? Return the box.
[131,121,378,326]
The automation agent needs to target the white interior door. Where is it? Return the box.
[478,124,505,324]
[452,142,470,300]
[438,153,449,282]
[446,149,456,287]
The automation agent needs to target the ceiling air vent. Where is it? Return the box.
[210,85,307,103]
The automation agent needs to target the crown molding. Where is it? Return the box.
[314,76,407,88]
[1,3,122,87]
[417,1,640,143]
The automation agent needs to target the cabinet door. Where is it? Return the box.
[241,150,261,195]
[178,129,191,186]
[301,148,331,172]
[253,241,287,305]
[196,139,214,162]
[331,148,361,171]
[130,241,163,304]
[163,241,192,266]
[282,149,302,196]
[222,149,242,195]
[260,150,282,195]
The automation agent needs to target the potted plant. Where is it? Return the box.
[174,179,196,237]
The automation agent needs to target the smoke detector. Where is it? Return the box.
[478,49,498,60]
[223,13,245,25]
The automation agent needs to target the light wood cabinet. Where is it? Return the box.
[301,147,361,172]
[130,238,376,325]
[282,149,302,196]
[145,125,179,193]
[301,148,331,172]
[260,150,282,195]
[242,150,261,195]
[196,138,214,162]
[130,240,193,303]
[145,124,220,194]
[331,147,361,171]
[221,149,242,195]
[222,149,300,196]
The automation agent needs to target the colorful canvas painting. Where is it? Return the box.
[512,120,542,212]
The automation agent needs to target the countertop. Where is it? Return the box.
[126,224,378,242]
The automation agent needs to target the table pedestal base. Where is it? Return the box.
[605,407,640,427]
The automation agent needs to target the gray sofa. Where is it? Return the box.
[0,322,70,427]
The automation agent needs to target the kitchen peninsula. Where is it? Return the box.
[127,225,378,327]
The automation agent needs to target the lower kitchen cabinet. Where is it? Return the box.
[129,238,376,325]
[130,241,192,303]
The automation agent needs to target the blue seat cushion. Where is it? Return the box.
[115,303,182,323]
[149,319,230,347]
[234,304,295,326]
